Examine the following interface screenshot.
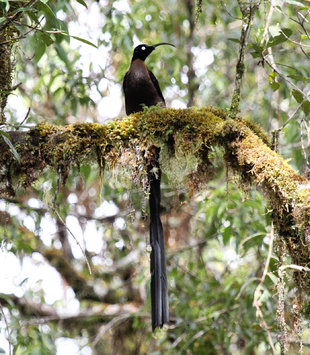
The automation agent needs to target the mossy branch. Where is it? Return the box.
[230,0,262,117]
[0,106,309,289]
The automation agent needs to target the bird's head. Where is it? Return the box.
[132,42,175,62]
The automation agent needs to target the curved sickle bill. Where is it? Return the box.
[153,42,176,48]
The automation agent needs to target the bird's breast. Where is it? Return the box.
[124,59,165,114]
[128,60,152,86]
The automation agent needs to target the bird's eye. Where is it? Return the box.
[141,46,146,51]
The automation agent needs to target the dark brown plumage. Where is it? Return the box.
[123,42,174,330]
[123,43,174,115]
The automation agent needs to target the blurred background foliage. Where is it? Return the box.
[0,0,310,354]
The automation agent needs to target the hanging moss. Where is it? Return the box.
[0,106,309,289]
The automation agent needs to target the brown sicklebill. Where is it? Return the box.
[123,42,175,331]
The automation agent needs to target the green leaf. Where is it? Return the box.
[248,43,264,58]
[56,32,97,48]
[0,0,10,12]
[292,89,303,103]
[35,1,59,28]
[269,24,281,37]
[249,51,262,59]
[302,100,310,115]
[288,74,310,82]
[3,294,15,307]
[55,43,69,66]
[71,35,98,48]
[76,0,88,8]
[267,28,292,48]
[268,72,280,91]
[27,10,40,24]
[0,131,20,162]
[39,32,54,46]
[268,72,277,82]
[285,0,306,6]
[240,232,265,254]
[31,32,48,62]
[11,6,34,14]
[223,226,233,245]
[227,38,240,44]
[267,272,278,284]
[248,43,264,53]
[270,82,280,91]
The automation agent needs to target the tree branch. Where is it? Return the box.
[230,0,262,117]
[0,292,142,331]
[0,106,309,290]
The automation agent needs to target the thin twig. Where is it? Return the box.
[279,264,310,273]
[300,117,310,175]
[260,223,275,284]
[261,0,275,44]
[264,56,310,101]
[278,95,309,131]
[280,29,310,50]
[93,313,133,345]
[167,240,206,256]
[53,209,92,274]
[252,223,277,354]
[0,303,12,355]
[17,107,31,129]
[0,18,42,46]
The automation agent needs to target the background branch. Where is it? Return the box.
[230,0,262,116]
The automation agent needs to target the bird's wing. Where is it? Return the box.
[148,70,166,105]
[123,71,128,94]
[123,71,131,114]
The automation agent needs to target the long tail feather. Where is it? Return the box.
[148,147,169,331]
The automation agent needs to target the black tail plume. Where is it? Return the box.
[147,147,169,331]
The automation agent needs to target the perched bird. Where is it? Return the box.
[123,42,175,330]
[123,43,175,114]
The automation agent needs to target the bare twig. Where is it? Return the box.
[181,330,206,352]
[53,209,92,274]
[278,95,309,130]
[0,303,12,355]
[279,264,310,273]
[93,313,133,345]
[252,223,277,354]
[261,223,275,284]
[17,107,31,129]
[263,56,309,101]
[277,264,288,353]
[300,117,310,175]
[280,29,310,51]
[261,0,275,44]
[254,302,277,354]
[167,240,206,256]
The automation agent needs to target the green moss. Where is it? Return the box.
[242,119,272,147]
[1,106,310,290]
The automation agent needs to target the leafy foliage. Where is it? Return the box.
[0,0,309,354]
